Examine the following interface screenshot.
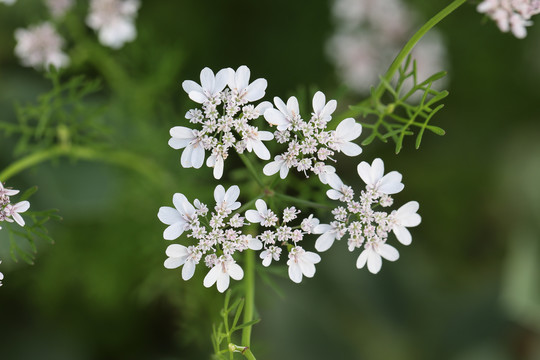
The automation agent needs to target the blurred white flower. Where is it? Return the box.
[14,22,69,70]
[477,0,540,38]
[0,0,16,5]
[45,0,74,18]
[86,0,140,49]
[3,201,30,227]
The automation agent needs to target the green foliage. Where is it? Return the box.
[350,55,448,154]
[211,290,260,360]
[0,70,108,157]
[1,186,60,265]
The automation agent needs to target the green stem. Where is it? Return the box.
[241,250,255,349]
[243,348,256,360]
[238,153,265,189]
[339,0,467,119]
[0,145,170,186]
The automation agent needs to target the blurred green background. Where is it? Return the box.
[1,0,540,359]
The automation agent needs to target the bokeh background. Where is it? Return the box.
[1,0,540,359]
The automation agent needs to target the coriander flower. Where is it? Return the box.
[313,222,345,252]
[264,96,301,131]
[260,246,282,267]
[14,22,69,70]
[228,65,267,103]
[287,246,321,283]
[157,193,197,240]
[477,0,540,38]
[203,255,244,293]
[243,128,274,160]
[182,67,234,104]
[356,240,399,274]
[390,201,421,245]
[329,118,363,156]
[357,158,404,195]
[164,244,200,280]
[245,199,278,227]
[263,155,291,179]
[168,127,205,168]
[3,201,30,226]
[214,185,241,214]
[86,0,140,49]
[311,91,337,123]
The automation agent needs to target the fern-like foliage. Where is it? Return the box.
[0,70,108,156]
[350,55,448,154]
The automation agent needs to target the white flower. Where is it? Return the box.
[314,164,340,185]
[45,0,74,18]
[243,129,274,160]
[313,222,343,252]
[86,0,140,49]
[311,91,337,123]
[214,185,241,213]
[477,0,539,38]
[356,240,399,274]
[14,22,69,70]
[206,154,225,179]
[157,193,197,240]
[245,199,278,227]
[263,155,290,178]
[357,158,404,195]
[168,126,205,169]
[326,175,354,202]
[301,214,320,233]
[0,182,19,197]
[163,244,199,280]
[287,246,321,283]
[3,201,30,226]
[203,256,244,293]
[182,67,234,104]
[391,201,421,245]
[228,65,267,103]
[330,118,363,156]
[264,96,300,131]
[260,246,282,267]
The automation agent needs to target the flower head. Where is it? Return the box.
[203,255,244,293]
[357,158,404,195]
[86,0,140,48]
[14,22,69,70]
[287,246,321,283]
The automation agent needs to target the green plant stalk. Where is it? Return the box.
[241,249,256,352]
[274,192,331,209]
[238,153,266,189]
[0,145,170,186]
[339,0,467,120]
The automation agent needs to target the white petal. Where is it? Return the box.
[188,90,208,104]
[299,259,316,278]
[216,271,230,293]
[181,146,194,168]
[200,67,215,93]
[264,108,289,128]
[164,257,186,269]
[357,161,373,186]
[213,157,224,179]
[312,91,325,114]
[313,224,332,234]
[367,250,382,274]
[245,210,262,223]
[327,174,343,190]
[165,244,188,257]
[224,185,240,206]
[287,96,300,115]
[288,263,303,283]
[304,251,321,264]
[371,158,385,184]
[203,266,220,288]
[13,201,30,213]
[234,65,250,91]
[252,141,270,160]
[168,137,190,149]
[245,78,267,102]
[255,199,267,213]
[182,80,203,95]
[214,184,225,204]
[248,238,263,250]
[326,189,342,200]
[340,118,363,141]
[158,207,182,225]
[12,212,25,226]
[228,263,244,280]
[215,68,233,93]
[378,244,400,261]
[262,254,272,267]
[273,96,289,115]
[340,142,363,156]
[263,160,281,176]
[356,250,369,269]
[182,260,196,280]
[279,163,289,179]
[315,232,336,252]
[320,100,337,119]
[163,222,185,240]
[378,171,404,194]
[393,226,412,245]
[258,131,274,141]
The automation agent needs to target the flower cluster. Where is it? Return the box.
[263,92,363,183]
[314,158,421,274]
[170,66,272,179]
[326,0,448,93]
[45,0,74,18]
[14,22,70,70]
[86,0,141,49]
[477,0,540,38]
[0,182,30,230]
[158,185,322,291]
